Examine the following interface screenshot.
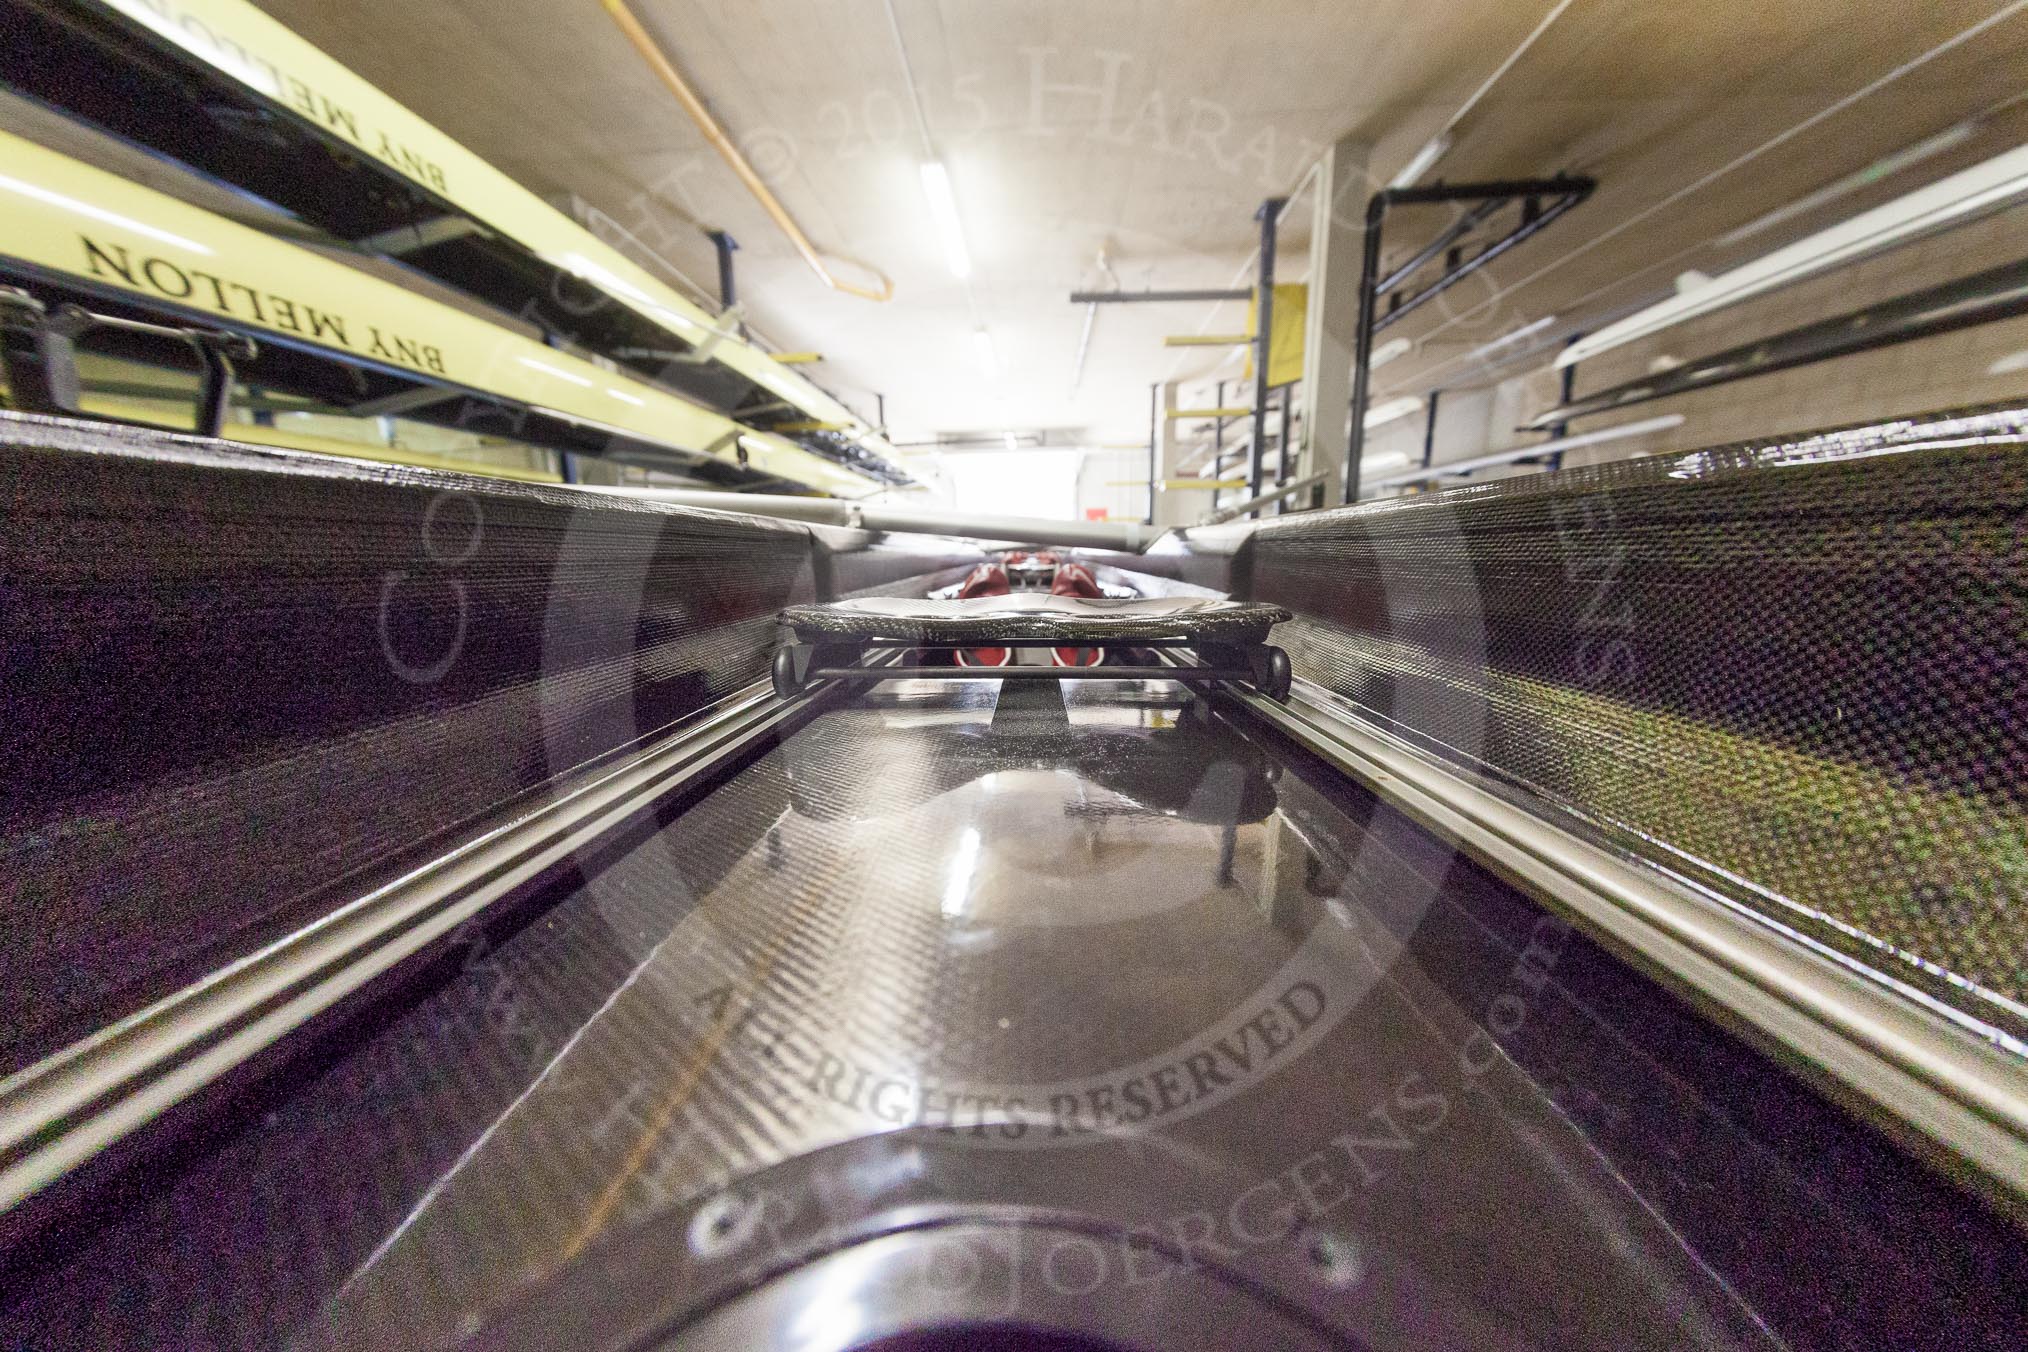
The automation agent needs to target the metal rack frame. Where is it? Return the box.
[1524,254,2028,429]
[1346,177,1595,500]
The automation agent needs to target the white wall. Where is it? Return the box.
[944,449,1084,520]
[1075,449,1150,522]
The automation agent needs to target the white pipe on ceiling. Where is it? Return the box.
[599,0,894,302]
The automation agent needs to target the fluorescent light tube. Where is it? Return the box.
[920,161,972,279]
[1370,337,1412,369]
[1460,315,1556,364]
[1448,317,1560,376]
[1389,134,1451,191]
[1364,395,1425,428]
[1714,120,1982,248]
[1560,143,2028,369]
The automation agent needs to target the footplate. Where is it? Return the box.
[774,594,1294,701]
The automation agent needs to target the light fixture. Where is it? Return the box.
[1370,337,1412,369]
[1987,349,2028,376]
[1714,119,1983,248]
[1460,315,1556,365]
[1388,134,1451,191]
[972,327,999,377]
[919,161,972,279]
[1363,395,1425,429]
[1560,143,2028,370]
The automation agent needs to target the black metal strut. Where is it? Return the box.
[1524,255,2028,429]
[1346,176,1595,503]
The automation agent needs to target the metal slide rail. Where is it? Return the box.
[1222,674,2028,1215]
[0,673,859,1230]
[6,614,2023,1238]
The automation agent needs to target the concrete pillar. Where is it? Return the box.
[1298,134,1370,509]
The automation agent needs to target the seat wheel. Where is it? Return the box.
[771,648,805,699]
[1261,646,1292,701]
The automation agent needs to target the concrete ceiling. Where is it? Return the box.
[248,0,2028,454]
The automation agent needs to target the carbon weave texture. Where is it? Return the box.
[8,689,2018,1350]
[0,416,965,1073]
[1241,404,2028,1038]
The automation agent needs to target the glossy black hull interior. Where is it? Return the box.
[3,409,2025,1350]
[3,685,2021,1349]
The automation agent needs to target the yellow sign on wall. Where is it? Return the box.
[1244,283,1307,388]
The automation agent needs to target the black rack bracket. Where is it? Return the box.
[1347,176,1595,501]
